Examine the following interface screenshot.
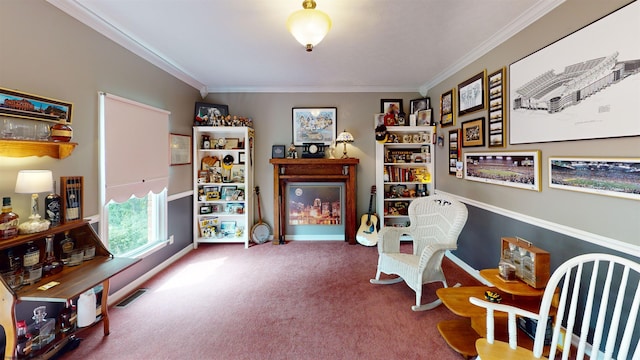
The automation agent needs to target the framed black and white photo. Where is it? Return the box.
[292,107,337,146]
[194,102,229,126]
[458,70,486,116]
[509,2,640,144]
[410,97,430,114]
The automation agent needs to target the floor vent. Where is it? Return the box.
[116,288,147,308]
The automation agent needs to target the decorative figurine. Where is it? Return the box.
[287,143,298,159]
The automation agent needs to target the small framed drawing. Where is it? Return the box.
[440,89,455,127]
[194,102,229,126]
[410,97,430,114]
[416,109,432,126]
[461,117,485,147]
[458,70,486,116]
[292,107,337,146]
[170,133,191,165]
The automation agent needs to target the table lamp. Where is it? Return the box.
[15,170,53,234]
[336,130,354,158]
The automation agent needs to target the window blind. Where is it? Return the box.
[99,92,170,203]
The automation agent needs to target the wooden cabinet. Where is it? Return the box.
[0,139,77,159]
[192,126,254,248]
[375,125,435,229]
[0,221,138,359]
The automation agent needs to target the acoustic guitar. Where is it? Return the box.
[356,186,378,246]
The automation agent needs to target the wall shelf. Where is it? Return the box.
[0,139,77,159]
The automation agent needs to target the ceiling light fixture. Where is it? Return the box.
[286,0,332,52]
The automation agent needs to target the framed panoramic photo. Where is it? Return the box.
[549,157,640,200]
[0,87,73,124]
[458,70,486,116]
[487,67,506,147]
[461,117,485,147]
[292,107,337,146]
[464,150,541,191]
[194,102,229,125]
[440,89,455,127]
[509,1,640,144]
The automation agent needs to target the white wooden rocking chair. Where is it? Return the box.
[370,194,468,311]
[470,253,640,360]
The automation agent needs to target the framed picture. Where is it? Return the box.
[458,70,486,116]
[487,67,506,148]
[194,102,229,125]
[380,99,403,115]
[205,189,220,201]
[272,145,286,158]
[220,221,236,236]
[225,138,239,149]
[0,87,73,124]
[461,117,485,147]
[292,107,337,146]
[199,205,213,215]
[416,109,432,126]
[509,2,640,144]
[226,202,245,214]
[220,185,237,200]
[230,165,245,183]
[448,129,461,175]
[410,97,430,114]
[549,157,640,200]
[239,153,246,164]
[440,89,455,127]
[60,176,84,223]
[374,113,385,128]
[464,150,541,191]
[169,133,191,165]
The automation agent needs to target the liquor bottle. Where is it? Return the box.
[44,181,62,227]
[58,299,76,334]
[29,306,56,350]
[23,241,41,268]
[0,196,19,240]
[16,320,32,358]
[43,235,63,276]
[59,231,75,265]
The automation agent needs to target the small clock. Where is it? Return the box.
[302,143,325,158]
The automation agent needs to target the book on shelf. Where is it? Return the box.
[198,216,219,238]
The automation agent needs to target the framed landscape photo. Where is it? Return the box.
[458,70,486,116]
[549,157,640,200]
[487,67,506,147]
[292,107,337,146]
[0,87,73,124]
[464,150,541,191]
[440,89,455,127]
[461,117,485,147]
[509,2,640,144]
[194,102,229,125]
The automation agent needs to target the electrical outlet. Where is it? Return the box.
[169,235,174,245]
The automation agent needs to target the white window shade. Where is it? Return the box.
[100,92,170,203]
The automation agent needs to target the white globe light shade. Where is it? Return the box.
[287,7,332,51]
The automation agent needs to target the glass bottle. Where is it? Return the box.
[29,306,56,350]
[59,231,75,265]
[511,246,522,278]
[58,299,75,334]
[23,241,41,268]
[43,235,63,276]
[16,320,32,358]
[0,196,19,240]
[44,181,62,227]
[50,123,73,142]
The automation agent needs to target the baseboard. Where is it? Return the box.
[108,243,194,307]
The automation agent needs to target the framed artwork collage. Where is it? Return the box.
[438,1,639,200]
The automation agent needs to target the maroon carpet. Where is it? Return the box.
[60,241,481,359]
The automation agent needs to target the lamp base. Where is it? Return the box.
[18,215,50,234]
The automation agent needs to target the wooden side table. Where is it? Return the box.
[436,269,549,359]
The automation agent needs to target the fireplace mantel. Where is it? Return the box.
[269,158,359,245]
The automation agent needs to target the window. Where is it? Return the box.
[99,92,170,257]
[106,191,167,257]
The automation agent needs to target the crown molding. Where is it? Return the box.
[418,0,566,95]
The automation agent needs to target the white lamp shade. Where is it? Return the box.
[336,131,354,143]
[287,7,332,49]
[15,170,53,194]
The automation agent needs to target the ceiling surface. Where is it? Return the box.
[47,0,565,96]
